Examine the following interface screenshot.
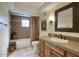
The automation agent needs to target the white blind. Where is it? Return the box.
[22,19,29,27]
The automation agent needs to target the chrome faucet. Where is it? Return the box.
[59,34,62,39]
[59,34,65,40]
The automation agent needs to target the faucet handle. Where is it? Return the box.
[59,34,62,39]
[63,36,66,40]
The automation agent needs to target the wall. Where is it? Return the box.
[39,11,54,37]
[11,15,30,39]
[39,2,79,38]
[0,3,10,56]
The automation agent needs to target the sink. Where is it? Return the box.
[51,38,69,43]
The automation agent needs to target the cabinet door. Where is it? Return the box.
[39,39,44,48]
[49,44,64,56]
[39,49,44,57]
[9,45,16,53]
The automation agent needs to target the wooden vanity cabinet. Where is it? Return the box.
[39,39,78,57]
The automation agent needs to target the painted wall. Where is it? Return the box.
[39,11,54,37]
[0,3,10,56]
[39,2,79,38]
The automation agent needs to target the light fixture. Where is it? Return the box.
[50,20,53,24]
[49,15,54,24]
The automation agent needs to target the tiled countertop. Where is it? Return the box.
[39,36,79,56]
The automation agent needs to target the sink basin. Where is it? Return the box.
[51,38,69,43]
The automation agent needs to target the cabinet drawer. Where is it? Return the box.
[39,53,43,57]
[66,52,78,57]
[50,44,64,56]
[44,47,51,53]
[45,42,50,48]
[51,51,63,57]
[44,49,51,57]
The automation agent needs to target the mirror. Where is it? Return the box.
[55,3,79,32]
[58,8,73,28]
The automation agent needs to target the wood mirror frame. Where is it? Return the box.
[55,2,79,32]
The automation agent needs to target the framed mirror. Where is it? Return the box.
[55,3,79,32]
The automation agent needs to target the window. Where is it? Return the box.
[22,19,29,27]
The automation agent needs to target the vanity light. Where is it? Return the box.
[49,15,54,24]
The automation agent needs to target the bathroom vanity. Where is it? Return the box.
[38,3,79,57]
[38,36,79,57]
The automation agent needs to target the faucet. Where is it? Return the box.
[59,34,65,40]
[59,34,62,39]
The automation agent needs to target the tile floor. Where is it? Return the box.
[9,47,39,57]
[9,39,39,57]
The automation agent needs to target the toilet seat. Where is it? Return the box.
[32,41,39,45]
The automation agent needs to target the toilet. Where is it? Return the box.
[32,41,39,52]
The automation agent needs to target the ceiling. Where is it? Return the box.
[15,2,45,11]
[10,2,47,16]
